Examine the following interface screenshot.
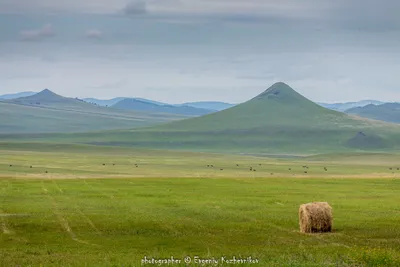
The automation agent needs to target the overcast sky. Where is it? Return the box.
[0,0,399,103]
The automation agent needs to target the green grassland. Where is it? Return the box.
[1,144,400,266]
[1,142,400,179]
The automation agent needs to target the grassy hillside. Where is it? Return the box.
[0,90,188,134]
[0,102,188,134]
[154,82,354,131]
[50,82,399,154]
[346,103,400,123]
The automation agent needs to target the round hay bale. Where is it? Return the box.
[299,202,332,233]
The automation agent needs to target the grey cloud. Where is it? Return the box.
[85,30,103,40]
[20,24,55,41]
[123,0,147,16]
[1,0,399,31]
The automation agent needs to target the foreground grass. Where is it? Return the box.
[1,145,400,266]
[1,178,400,266]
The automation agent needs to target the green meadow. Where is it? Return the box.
[1,144,400,266]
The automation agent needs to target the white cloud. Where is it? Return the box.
[20,24,55,41]
[123,0,147,16]
[85,29,103,40]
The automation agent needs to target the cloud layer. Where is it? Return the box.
[0,1,399,103]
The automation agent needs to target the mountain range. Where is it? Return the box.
[2,90,395,114]
[1,92,234,112]
[15,82,399,154]
[2,84,400,154]
[84,98,234,112]
[346,103,400,123]
[0,91,36,99]
[111,99,214,116]
[83,97,168,107]
[318,100,385,112]
[0,89,187,134]
[175,101,235,111]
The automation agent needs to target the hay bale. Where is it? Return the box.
[299,202,332,233]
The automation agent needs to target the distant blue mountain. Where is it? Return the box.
[179,101,235,111]
[345,103,400,123]
[83,97,127,107]
[83,97,168,107]
[318,100,385,112]
[135,98,169,106]
[0,91,36,99]
[84,98,235,111]
[112,99,214,116]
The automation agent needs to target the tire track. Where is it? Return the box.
[0,213,12,234]
[41,180,99,246]
[52,179,101,235]
[82,178,115,199]
[0,180,12,235]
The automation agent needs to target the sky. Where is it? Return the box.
[0,0,399,104]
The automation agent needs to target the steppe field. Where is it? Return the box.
[1,143,400,266]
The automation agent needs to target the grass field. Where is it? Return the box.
[1,144,400,266]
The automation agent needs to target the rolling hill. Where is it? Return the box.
[112,98,214,116]
[345,103,400,123]
[150,82,370,131]
[8,89,91,110]
[0,89,188,134]
[17,82,400,154]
